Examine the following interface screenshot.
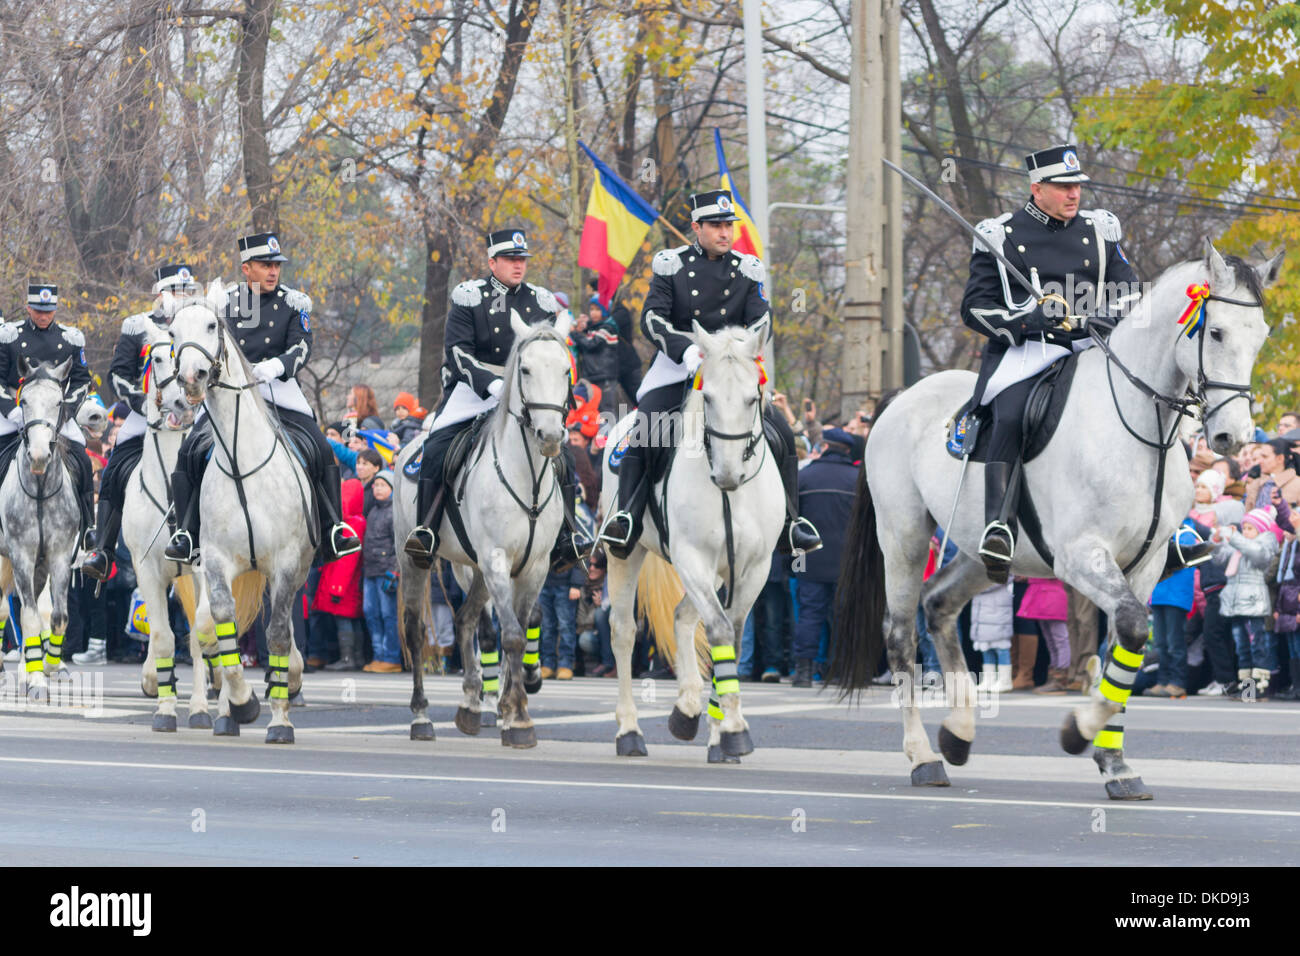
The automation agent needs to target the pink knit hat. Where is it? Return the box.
[1243,507,1283,543]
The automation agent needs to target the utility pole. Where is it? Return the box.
[743,0,770,248]
[841,0,903,420]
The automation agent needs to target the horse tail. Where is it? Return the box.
[173,574,198,629]
[0,557,12,598]
[636,553,707,678]
[828,445,887,701]
[232,569,267,637]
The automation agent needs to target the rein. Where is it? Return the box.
[15,374,76,573]
[1088,285,1260,574]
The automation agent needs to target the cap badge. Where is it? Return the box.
[717,195,732,212]
[1063,150,1079,170]
[267,235,281,253]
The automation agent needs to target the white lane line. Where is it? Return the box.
[0,754,1295,818]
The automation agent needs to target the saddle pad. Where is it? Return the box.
[945,353,1080,464]
[402,449,422,480]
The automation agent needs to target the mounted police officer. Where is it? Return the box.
[0,282,99,546]
[403,228,594,572]
[163,232,360,565]
[84,264,198,581]
[960,144,1141,581]
[599,189,822,558]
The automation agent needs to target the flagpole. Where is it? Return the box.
[657,215,690,246]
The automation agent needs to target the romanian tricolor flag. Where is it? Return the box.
[357,429,397,465]
[577,141,660,308]
[713,129,764,259]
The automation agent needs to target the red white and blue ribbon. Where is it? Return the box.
[1177,284,1211,338]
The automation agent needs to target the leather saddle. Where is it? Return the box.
[945,352,1081,464]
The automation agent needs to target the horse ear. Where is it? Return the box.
[510,308,530,340]
[747,313,772,358]
[1203,237,1233,289]
[17,356,31,380]
[553,309,573,339]
[158,291,178,319]
[1257,249,1286,289]
[205,278,226,313]
[690,319,711,351]
[54,356,73,381]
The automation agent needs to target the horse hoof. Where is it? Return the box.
[454,707,481,736]
[151,714,178,733]
[615,732,647,757]
[910,761,950,787]
[266,725,295,744]
[720,729,753,757]
[500,726,537,749]
[410,721,436,741]
[1105,776,1153,801]
[213,716,240,737]
[289,690,306,708]
[206,687,219,701]
[523,670,542,695]
[668,705,700,741]
[707,745,740,764]
[480,710,497,729]
[938,725,972,766]
[188,712,213,730]
[229,694,261,725]
[1060,712,1090,755]
[140,680,158,700]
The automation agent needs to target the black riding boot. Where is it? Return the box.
[599,445,649,560]
[77,458,96,551]
[979,461,1017,584]
[83,497,122,582]
[319,461,360,562]
[404,478,446,571]
[164,472,200,564]
[549,460,594,575]
[775,445,822,555]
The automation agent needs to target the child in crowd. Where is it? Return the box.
[1146,521,1200,698]
[970,580,1014,693]
[361,471,401,673]
[1214,507,1283,700]
[313,478,367,670]
[1019,577,1070,694]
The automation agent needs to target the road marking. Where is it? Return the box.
[0,754,1295,819]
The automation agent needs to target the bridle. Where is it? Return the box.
[698,363,767,488]
[16,371,71,502]
[1087,282,1262,574]
[503,334,575,431]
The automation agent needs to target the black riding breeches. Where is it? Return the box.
[985,378,1035,465]
[100,435,145,509]
[417,417,475,489]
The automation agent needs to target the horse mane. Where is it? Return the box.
[220,325,273,420]
[494,321,571,437]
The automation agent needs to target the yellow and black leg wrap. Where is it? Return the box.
[481,649,500,695]
[216,621,240,669]
[156,657,178,699]
[1094,705,1126,752]
[24,634,43,673]
[42,630,62,670]
[711,644,739,698]
[523,625,540,670]
[1097,642,1143,711]
[267,654,289,702]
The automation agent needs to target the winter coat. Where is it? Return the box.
[572,317,621,383]
[1150,523,1199,611]
[1215,531,1279,618]
[313,480,366,618]
[970,581,1014,650]
[362,495,397,578]
[1246,468,1300,512]
[392,416,423,448]
[1018,577,1068,621]
[793,449,859,582]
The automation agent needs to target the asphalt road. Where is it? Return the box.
[1,663,1297,865]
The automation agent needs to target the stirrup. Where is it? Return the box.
[403,526,438,569]
[978,521,1014,579]
[83,549,113,583]
[164,530,199,565]
[1172,529,1213,569]
[599,511,635,548]
[329,522,361,557]
[787,516,823,553]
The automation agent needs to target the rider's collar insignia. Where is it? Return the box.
[1024,200,1068,231]
[489,275,513,296]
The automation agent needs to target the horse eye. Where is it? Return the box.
[207,322,217,333]
[521,366,531,376]
[1209,328,1223,342]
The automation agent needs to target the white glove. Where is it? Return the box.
[683,345,704,374]
[487,379,503,398]
[252,358,284,384]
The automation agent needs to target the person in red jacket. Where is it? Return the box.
[313,479,368,669]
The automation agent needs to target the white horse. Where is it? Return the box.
[0,359,84,701]
[122,322,221,731]
[165,280,312,742]
[393,313,572,746]
[601,321,784,762]
[831,240,1284,799]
